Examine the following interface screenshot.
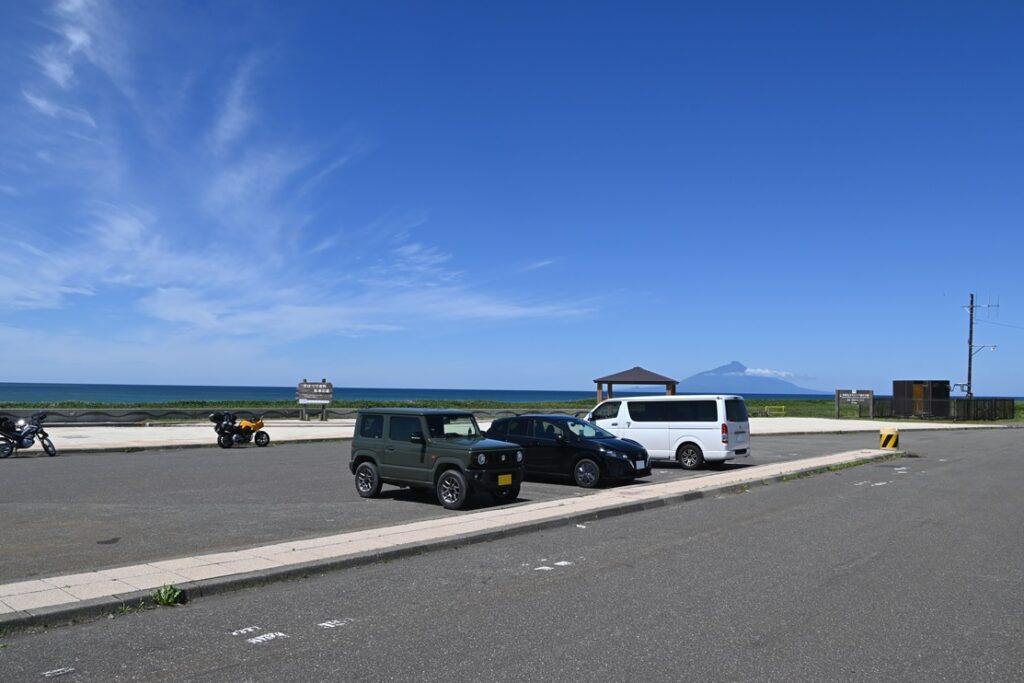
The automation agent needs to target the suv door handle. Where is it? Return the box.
[385,447,395,452]
[610,422,618,426]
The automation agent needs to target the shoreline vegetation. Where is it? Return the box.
[2,399,1020,421]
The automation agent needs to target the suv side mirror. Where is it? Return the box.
[410,432,425,444]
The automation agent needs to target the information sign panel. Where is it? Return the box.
[297,380,334,404]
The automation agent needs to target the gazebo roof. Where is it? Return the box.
[594,366,678,384]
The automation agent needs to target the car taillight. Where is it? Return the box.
[721,423,729,443]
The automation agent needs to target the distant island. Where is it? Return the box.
[676,361,829,395]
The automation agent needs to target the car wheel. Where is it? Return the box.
[0,442,12,458]
[573,458,601,488]
[41,437,58,456]
[217,434,233,449]
[254,430,270,447]
[437,469,469,510]
[677,443,704,470]
[354,461,382,498]
[491,484,520,503]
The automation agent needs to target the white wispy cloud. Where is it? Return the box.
[23,90,96,127]
[3,4,597,353]
[208,58,258,154]
[522,259,556,271]
[745,367,795,379]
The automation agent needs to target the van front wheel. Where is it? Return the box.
[677,444,704,470]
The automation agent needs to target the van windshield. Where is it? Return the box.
[725,399,748,422]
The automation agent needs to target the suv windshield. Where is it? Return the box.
[425,414,481,439]
[564,418,615,439]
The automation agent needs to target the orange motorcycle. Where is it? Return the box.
[209,411,270,449]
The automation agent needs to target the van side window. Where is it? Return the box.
[359,414,383,438]
[591,402,620,421]
[389,416,422,441]
[665,400,718,422]
[627,401,670,421]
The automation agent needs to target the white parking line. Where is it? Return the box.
[41,667,75,678]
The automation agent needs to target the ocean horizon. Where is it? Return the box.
[0,382,842,404]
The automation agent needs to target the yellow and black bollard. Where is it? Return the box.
[880,427,899,450]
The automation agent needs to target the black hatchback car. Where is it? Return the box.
[485,414,650,488]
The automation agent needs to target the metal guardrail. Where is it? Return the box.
[0,407,590,426]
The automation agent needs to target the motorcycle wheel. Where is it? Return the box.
[0,442,12,459]
[41,437,58,457]
[217,435,233,449]
[254,431,270,447]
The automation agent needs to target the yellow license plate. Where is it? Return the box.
[498,474,512,486]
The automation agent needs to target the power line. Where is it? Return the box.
[977,318,1024,331]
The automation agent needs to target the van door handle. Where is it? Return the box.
[610,422,618,426]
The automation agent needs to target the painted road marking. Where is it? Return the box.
[554,561,573,567]
[41,667,76,678]
[230,626,261,636]
[318,619,354,629]
[534,566,553,571]
[246,632,290,645]
[871,482,890,487]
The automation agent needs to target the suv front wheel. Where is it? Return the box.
[355,461,383,498]
[436,469,469,510]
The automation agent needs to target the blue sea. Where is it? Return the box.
[0,382,834,404]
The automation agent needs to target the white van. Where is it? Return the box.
[585,395,750,469]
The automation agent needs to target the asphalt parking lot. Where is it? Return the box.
[1,428,1019,682]
[0,430,980,581]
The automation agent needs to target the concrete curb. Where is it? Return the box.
[54,436,351,456]
[0,449,900,634]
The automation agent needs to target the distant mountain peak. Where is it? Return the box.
[707,361,747,375]
[679,361,826,395]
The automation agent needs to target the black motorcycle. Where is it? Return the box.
[208,411,270,449]
[0,412,58,458]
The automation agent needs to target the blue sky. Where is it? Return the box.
[1,1,1022,394]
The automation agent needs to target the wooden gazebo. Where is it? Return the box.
[593,366,678,402]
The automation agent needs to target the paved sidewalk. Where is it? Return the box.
[42,417,995,453]
[0,448,891,629]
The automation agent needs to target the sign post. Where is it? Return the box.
[835,389,874,419]
[297,379,334,421]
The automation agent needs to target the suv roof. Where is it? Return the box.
[357,407,475,416]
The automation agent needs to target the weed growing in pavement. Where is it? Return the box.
[152,585,184,606]
[116,600,147,615]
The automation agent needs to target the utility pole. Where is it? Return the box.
[966,293,974,400]
[961,293,998,400]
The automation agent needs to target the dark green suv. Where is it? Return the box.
[349,408,525,510]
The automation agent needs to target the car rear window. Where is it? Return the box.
[507,418,531,437]
[726,399,748,422]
